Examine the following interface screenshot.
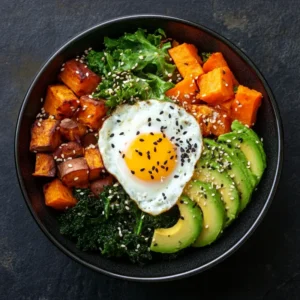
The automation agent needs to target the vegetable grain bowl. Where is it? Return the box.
[15,15,283,281]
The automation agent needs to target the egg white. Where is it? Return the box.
[98,100,202,215]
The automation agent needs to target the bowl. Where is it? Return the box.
[15,15,283,281]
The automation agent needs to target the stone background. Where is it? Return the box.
[1,0,299,299]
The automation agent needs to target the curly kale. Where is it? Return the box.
[86,28,176,109]
[59,184,179,264]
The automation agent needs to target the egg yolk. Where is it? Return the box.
[124,133,177,181]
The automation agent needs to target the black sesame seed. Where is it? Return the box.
[163,133,166,138]
[148,171,152,174]
[139,139,144,142]
[157,138,162,142]
[159,111,163,115]
[170,156,174,159]
[170,106,174,110]
[153,142,158,145]
[169,114,171,118]
[117,120,121,123]
[151,175,154,180]
[122,154,125,159]
[166,167,169,171]
[148,118,151,122]
[180,216,185,220]
[140,168,145,172]
[156,118,161,122]
[138,152,143,156]
[157,161,160,166]
[180,200,184,204]
[131,170,135,175]
[183,131,187,135]
[152,166,155,171]
[161,166,165,169]
[148,123,151,126]
[119,132,124,135]
[176,120,179,126]
[154,147,157,152]
[110,133,114,137]
[150,132,154,135]
[155,168,159,173]
[136,131,140,135]
[164,160,168,165]
[174,175,179,178]
[180,125,183,130]
[111,144,115,148]
[170,136,175,140]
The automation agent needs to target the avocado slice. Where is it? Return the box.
[193,159,240,226]
[203,138,254,212]
[218,131,266,184]
[231,120,267,168]
[150,195,203,253]
[184,181,225,247]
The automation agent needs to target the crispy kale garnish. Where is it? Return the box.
[59,184,179,264]
[86,28,176,109]
[201,52,212,63]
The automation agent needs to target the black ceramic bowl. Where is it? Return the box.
[15,15,283,281]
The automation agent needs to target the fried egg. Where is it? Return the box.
[98,100,202,215]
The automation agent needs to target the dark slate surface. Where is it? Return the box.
[0,0,299,299]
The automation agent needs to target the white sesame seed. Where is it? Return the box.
[74,177,79,181]
[68,164,73,168]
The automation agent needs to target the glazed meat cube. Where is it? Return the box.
[59,118,87,142]
[53,142,84,161]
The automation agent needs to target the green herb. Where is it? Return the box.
[86,28,176,110]
[59,185,179,264]
[233,85,239,93]
[201,52,212,63]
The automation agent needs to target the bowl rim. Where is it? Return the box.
[14,14,283,282]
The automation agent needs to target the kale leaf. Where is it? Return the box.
[86,28,176,110]
[59,184,179,264]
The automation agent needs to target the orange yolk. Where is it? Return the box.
[124,132,177,181]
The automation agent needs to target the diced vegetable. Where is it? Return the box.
[59,59,101,97]
[53,142,84,160]
[60,118,87,142]
[30,119,61,152]
[76,96,107,130]
[197,67,234,104]
[217,99,233,113]
[84,147,105,181]
[81,133,98,148]
[231,85,263,127]
[33,153,56,177]
[168,43,204,78]
[203,52,239,86]
[90,175,115,196]
[58,157,89,188]
[43,179,77,210]
[188,104,231,136]
[44,85,79,119]
[165,77,200,107]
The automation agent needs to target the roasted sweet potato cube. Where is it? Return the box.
[76,96,107,130]
[169,43,204,78]
[166,77,200,108]
[58,157,89,188]
[59,59,101,97]
[60,118,87,141]
[90,175,115,196]
[43,179,77,210]
[30,119,61,152]
[33,153,56,177]
[231,85,263,127]
[84,147,105,181]
[53,142,84,161]
[81,132,98,148]
[188,105,231,136]
[44,84,79,119]
[203,52,239,86]
[197,67,234,104]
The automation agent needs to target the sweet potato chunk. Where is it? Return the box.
[197,67,234,104]
[90,175,115,196]
[84,147,105,181]
[231,85,263,127]
[53,142,84,161]
[60,118,87,142]
[81,133,98,148]
[44,85,79,119]
[203,52,239,86]
[188,105,231,136]
[30,119,61,152]
[59,59,101,97]
[58,157,89,188]
[76,96,107,130]
[44,179,77,210]
[165,77,200,108]
[33,153,56,177]
[168,43,204,78]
